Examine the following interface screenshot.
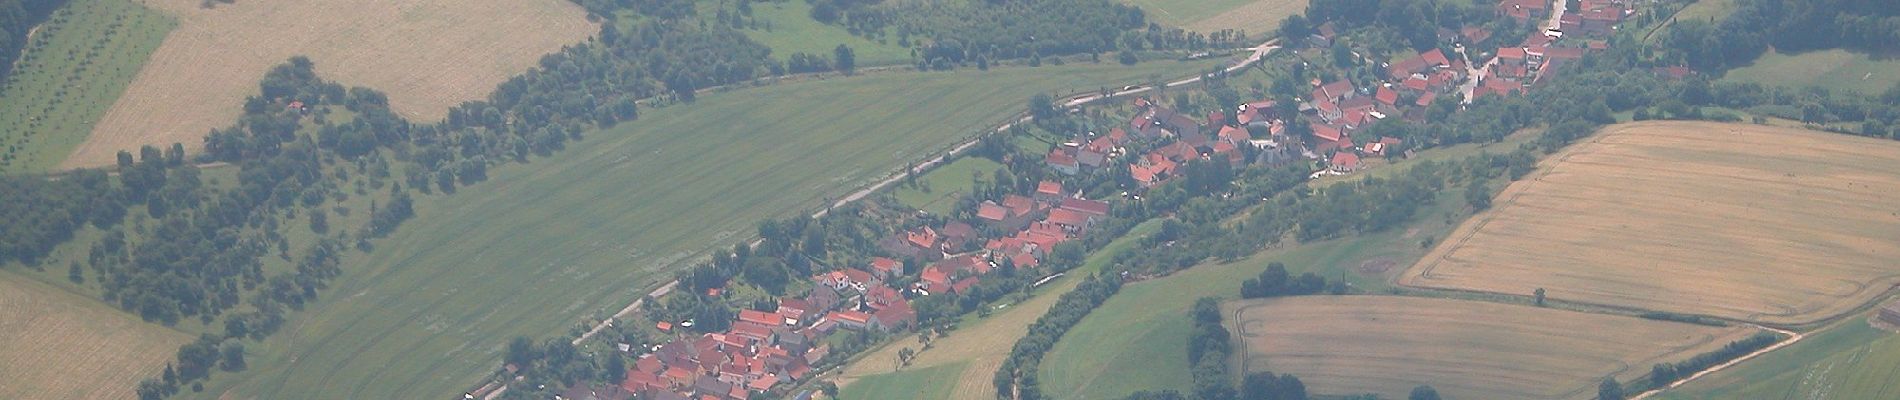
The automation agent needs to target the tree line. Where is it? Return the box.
[1663,0,1900,73]
[994,273,1121,400]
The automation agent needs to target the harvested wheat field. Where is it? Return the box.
[60,0,593,168]
[1232,296,1761,400]
[0,272,190,400]
[1401,121,1900,326]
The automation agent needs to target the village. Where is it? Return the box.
[548,1,1650,399]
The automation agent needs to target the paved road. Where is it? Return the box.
[476,40,1281,400]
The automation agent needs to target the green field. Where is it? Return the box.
[1040,177,1481,399]
[1122,0,1308,33]
[838,362,967,400]
[1659,317,1899,400]
[193,60,1221,400]
[893,156,1003,215]
[1674,0,1737,23]
[1722,48,1900,96]
[733,1,911,67]
[0,0,173,173]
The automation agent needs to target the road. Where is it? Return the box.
[477,39,1281,400]
[1628,325,1804,400]
[1455,45,1492,104]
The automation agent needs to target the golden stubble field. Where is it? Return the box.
[0,272,190,400]
[1401,121,1900,326]
[1231,296,1761,400]
[60,0,594,168]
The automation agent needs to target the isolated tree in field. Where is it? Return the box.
[68,261,84,284]
[506,336,539,369]
[1597,377,1624,400]
[834,44,856,74]
[1409,385,1441,400]
[1534,288,1547,306]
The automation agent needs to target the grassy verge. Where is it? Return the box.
[193,60,1222,400]
[0,0,173,173]
[1658,316,1898,400]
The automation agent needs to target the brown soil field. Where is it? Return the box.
[1401,121,1900,326]
[0,272,190,400]
[60,0,593,168]
[1231,296,1761,400]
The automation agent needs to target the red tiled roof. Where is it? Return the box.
[1311,123,1343,142]
[1218,125,1249,144]
[869,257,900,274]
[1416,92,1437,107]
[1036,181,1063,197]
[952,277,981,294]
[1332,152,1360,169]
[1320,79,1354,100]
[1011,252,1039,268]
[1498,47,1526,59]
[977,201,1009,221]
[738,310,782,327]
[906,226,938,249]
[1046,150,1077,168]
[921,267,950,289]
[1374,87,1399,106]
[1058,198,1108,217]
[1046,208,1092,228]
[1403,76,1429,91]
[832,310,871,325]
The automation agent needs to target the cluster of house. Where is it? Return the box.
[1476,0,1630,98]
[1046,96,1293,190]
[609,288,851,400]
[595,183,1118,400]
[971,181,1112,270]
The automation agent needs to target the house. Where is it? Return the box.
[830,310,872,330]
[1162,113,1202,139]
[867,257,902,278]
[738,309,784,327]
[562,383,634,400]
[1374,86,1400,107]
[1495,47,1529,79]
[1577,3,1624,36]
[1316,79,1356,102]
[1035,181,1065,202]
[906,226,940,253]
[1310,123,1345,144]
[1331,151,1361,172]
[1387,49,1450,80]
[939,222,977,251]
[975,199,1039,232]
[1045,208,1096,235]
[1415,92,1437,108]
[1045,149,1080,175]
[1059,198,1110,216]
[1496,0,1548,23]
[869,300,915,331]
[919,266,951,291]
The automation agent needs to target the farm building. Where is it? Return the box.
[1882,300,1900,327]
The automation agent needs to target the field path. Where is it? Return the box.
[1632,325,1802,400]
